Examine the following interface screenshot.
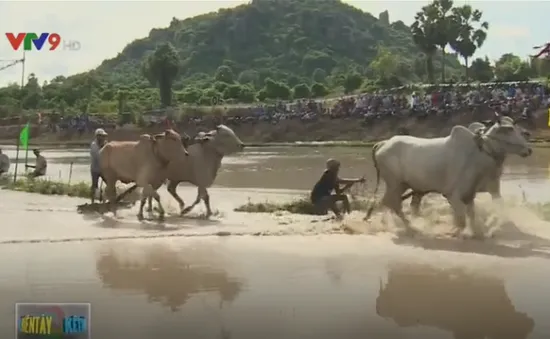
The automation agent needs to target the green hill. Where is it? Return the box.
[0,0,466,117]
[96,0,461,88]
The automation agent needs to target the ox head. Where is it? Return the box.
[180,132,192,148]
[196,125,245,155]
[152,129,189,161]
[482,113,532,158]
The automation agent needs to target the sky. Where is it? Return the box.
[0,0,548,87]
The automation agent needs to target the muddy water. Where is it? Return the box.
[1,145,550,338]
[2,145,550,198]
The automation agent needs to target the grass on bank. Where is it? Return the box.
[235,195,550,222]
[234,196,370,215]
[0,175,139,202]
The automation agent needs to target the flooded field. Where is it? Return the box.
[1,145,550,338]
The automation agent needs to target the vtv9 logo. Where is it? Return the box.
[5,32,81,51]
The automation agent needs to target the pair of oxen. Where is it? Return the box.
[366,113,532,238]
[98,125,245,220]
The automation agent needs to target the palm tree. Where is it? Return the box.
[429,0,456,83]
[411,7,438,84]
[449,5,488,81]
[142,42,180,107]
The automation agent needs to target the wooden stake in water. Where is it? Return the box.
[68,162,73,185]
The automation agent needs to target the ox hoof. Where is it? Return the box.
[450,228,463,238]
[403,227,418,237]
[181,207,193,215]
[137,214,144,221]
[472,234,485,241]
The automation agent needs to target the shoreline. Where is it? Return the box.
[2,139,550,149]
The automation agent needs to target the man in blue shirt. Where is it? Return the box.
[310,158,365,219]
[90,128,108,203]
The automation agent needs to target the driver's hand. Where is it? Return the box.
[358,176,366,183]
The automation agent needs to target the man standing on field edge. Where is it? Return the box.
[90,128,108,203]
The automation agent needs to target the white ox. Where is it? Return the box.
[99,129,189,221]
[141,124,245,217]
[366,115,532,237]
[405,117,530,215]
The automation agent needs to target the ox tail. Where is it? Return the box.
[365,141,384,220]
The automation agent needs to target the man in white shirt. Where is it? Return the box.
[26,149,47,178]
[0,148,10,175]
[90,128,108,203]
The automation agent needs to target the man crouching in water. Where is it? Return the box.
[90,128,108,203]
[310,158,365,219]
[26,149,47,178]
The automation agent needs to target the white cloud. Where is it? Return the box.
[0,0,247,86]
[491,25,530,39]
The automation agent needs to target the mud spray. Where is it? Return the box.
[3,184,550,255]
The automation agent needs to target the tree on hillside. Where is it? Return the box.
[312,68,327,83]
[494,54,532,81]
[411,7,438,83]
[215,65,235,84]
[531,58,550,78]
[343,72,363,94]
[428,0,457,83]
[142,42,180,107]
[21,73,42,109]
[449,5,488,81]
[310,83,328,98]
[369,47,399,81]
[293,83,311,99]
[469,57,493,82]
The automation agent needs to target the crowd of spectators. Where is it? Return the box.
[220,81,550,126]
[1,81,549,133]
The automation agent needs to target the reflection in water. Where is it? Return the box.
[376,263,535,339]
[96,244,243,312]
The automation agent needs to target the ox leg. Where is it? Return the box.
[141,184,165,221]
[447,196,467,236]
[201,188,212,217]
[181,189,201,215]
[382,184,415,235]
[106,181,118,217]
[166,181,185,215]
[138,197,147,221]
[146,197,153,213]
[410,192,425,216]
[465,200,484,239]
[484,177,502,201]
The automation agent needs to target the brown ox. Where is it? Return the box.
[99,129,188,220]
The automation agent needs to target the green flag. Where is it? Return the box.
[19,123,29,150]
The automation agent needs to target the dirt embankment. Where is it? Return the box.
[0,107,549,146]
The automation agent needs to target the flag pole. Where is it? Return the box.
[13,51,25,183]
[24,121,29,168]
[21,52,28,168]
[13,136,19,183]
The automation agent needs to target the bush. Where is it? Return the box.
[0,176,139,201]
